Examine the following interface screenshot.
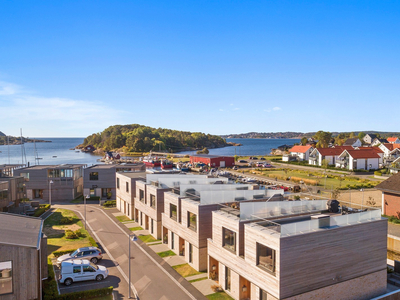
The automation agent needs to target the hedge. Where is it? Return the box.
[53,249,76,257]
[103,200,116,207]
[33,204,51,217]
[43,258,58,300]
[53,287,113,300]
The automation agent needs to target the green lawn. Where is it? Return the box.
[188,277,207,283]
[129,226,143,231]
[138,235,159,243]
[206,292,234,300]
[116,215,131,222]
[44,209,94,256]
[157,250,176,258]
[172,263,203,277]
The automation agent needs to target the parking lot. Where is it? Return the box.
[53,245,125,297]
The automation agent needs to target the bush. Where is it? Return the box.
[53,249,76,257]
[43,258,58,300]
[374,171,382,176]
[65,230,78,239]
[75,230,83,237]
[60,217,75,224]
[33,204,51,217]
[103,200,116,207]
[88,196,101,200]
[89,237,98,247]
[54,287,113,300]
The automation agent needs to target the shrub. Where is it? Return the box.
[65,230,78,239]
[103,200,116,207]
[374,171,382,176]
[74,230,83,237]
[43,258,58,300]
[89,237,98,247]
[60,217,75,224]
[33,207,46,217]
[88,196,101,200]
[53,249,76,257]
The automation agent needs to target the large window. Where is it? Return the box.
[170,204,177,221]
[223,228,236,253]
[0,190,8,200]
[188,212,197,232]
[0,261,12,295]
[139,189,144,202]
[20,172,29,181]
[257,243,276,275]
[260,289,274,300]
[189,243,193,263]
[48,169,74,178]
[150,194,156,208]
[126,182,129,193]
[225,266,231,291]
[89,172,99,180]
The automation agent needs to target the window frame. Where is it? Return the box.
[256,242,276,275]
[170,203,177,221]
[222,227,236,253]
[187,211,197,232]
[89,172,99,181]
[0,260,13,296]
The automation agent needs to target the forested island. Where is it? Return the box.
[0,131,50,145]
[79,124,227,152]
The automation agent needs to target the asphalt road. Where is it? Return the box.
[54,203,205,300]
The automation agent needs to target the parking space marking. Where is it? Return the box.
[59,279,111,290]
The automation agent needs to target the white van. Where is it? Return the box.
[59,259,109,286]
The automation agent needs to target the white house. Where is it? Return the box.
[308,146,353,166]
[336,149,380,170]
[372,138,388,147]
[363,134,378,145]
[387,137,400,144]
[343,138,362,148]
[285,145,313,161]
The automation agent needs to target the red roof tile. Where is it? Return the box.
[289,145,313,153]
[345,149,381,159]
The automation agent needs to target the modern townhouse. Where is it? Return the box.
[0,164,25,177]
[0,176,25,212]
[207,200,387,300]
[162,186,284,271]
[0,213,48,300]
[14,164,85,201]
[84,163,145,200]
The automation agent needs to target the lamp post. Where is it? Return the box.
[85,195,90,229]
[129,233,138,299]
[361,189,364,210]
[49,180,53,206]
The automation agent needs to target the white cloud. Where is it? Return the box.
[272,107,281,111]
[0,80,126,136]
[233,107,240,111]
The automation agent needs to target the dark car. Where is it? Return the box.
[239,160,247,163]
[251,157,258,160]
[260,157,266,160]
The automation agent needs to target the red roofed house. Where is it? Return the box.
[378,143,400,166]
[336,149,381,170]
[283,145,313,162]
[308,146,353,166]
[387,137,400,144]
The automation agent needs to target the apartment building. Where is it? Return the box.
[84,163,145,200]
[116,171,147,219]
[14,164,85,201]
[207,200,387,300]
[162,186,285,272]
[0,176,25,212]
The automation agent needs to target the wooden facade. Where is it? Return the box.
[116,172,146,219]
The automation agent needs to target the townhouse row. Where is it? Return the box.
[116,172,388,300]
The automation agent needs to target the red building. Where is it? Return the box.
[376,172,400,216]
[189,155,235,168]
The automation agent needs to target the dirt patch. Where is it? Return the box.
[337,189,381,207]
[43,224,81,237]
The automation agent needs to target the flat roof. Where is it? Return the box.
[86,163,144,170]
[0,213,43,248]
[117,171,147,179]
[17,164,86,170]
[0,164,25,168]
[190,154,233,158]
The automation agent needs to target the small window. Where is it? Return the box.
[260,289,272,300]
[117,178,120,189]
[257,243,276,275]
[170,204,177,221]
[139,189,144,201]
[188,212,197,232]
[225,266,231,291]
[189,243,193,263]
[0,261,13,295]
[223,227,236,253]
[73,266,81,273]
[76,251,84,257]
[150,194,156,208]
[126,182,129,193]
[89,172,99,180]
[171,232,175,249]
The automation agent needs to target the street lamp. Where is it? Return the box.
[49,180,53,206]
[129,233,138,299]
[85,195,90,229]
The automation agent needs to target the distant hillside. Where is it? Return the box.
[221,131,400,139]
[80,124,227,152]
[0,131,5,137]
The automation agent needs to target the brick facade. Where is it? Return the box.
[383,192,400,216]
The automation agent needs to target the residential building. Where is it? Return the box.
[283,145,313,162]
[0,164,25,177]
[372,138,388,147]
[378,143,400,166]
[363,133,378,145]
[162,185,284,271]
[376,172,400,216]
[387,137,400,144]
[208,200,387,300]
[0,176,25,212]
[343,138,362,147]
[116,171,147,219]
[14,164,85,201]
[336,149,381,170]
[190,155,235,168]
[84,163,145,200]
[308,146,353,166]
[0,213,48,300]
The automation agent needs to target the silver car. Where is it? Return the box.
[57,247,103,266]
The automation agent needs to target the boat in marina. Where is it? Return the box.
[161,159,173,169]
[143,156,161,167]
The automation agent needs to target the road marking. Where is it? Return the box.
[63,206,140,300]
[86,205,198,300]
[59,280,110,290]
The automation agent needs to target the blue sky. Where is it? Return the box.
[0,1,399,137]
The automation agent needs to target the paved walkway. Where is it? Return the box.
[53,203,206,300]
[389,223,400,238]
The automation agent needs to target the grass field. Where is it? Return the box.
[116,215,131,222]
[157,250,176,258]
[206,292,234,300]
[129,226,144,231]
[138,235,159,243]
[172,263,203,277]
[44,209,93,256]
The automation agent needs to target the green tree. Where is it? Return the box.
[314,131,332,148]
[321,158,330,171]
[358,132,366,142]
[300,137,308,146]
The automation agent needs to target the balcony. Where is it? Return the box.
[309,156,317,161]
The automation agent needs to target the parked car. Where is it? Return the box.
[59,259,109,286]
[260,157,266,160]
[263,163,272,168]
[232,166,238,170]
[256,162,264,167]
[57,247,103,266]
[251,157,258,160]
[238,160,247,163]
